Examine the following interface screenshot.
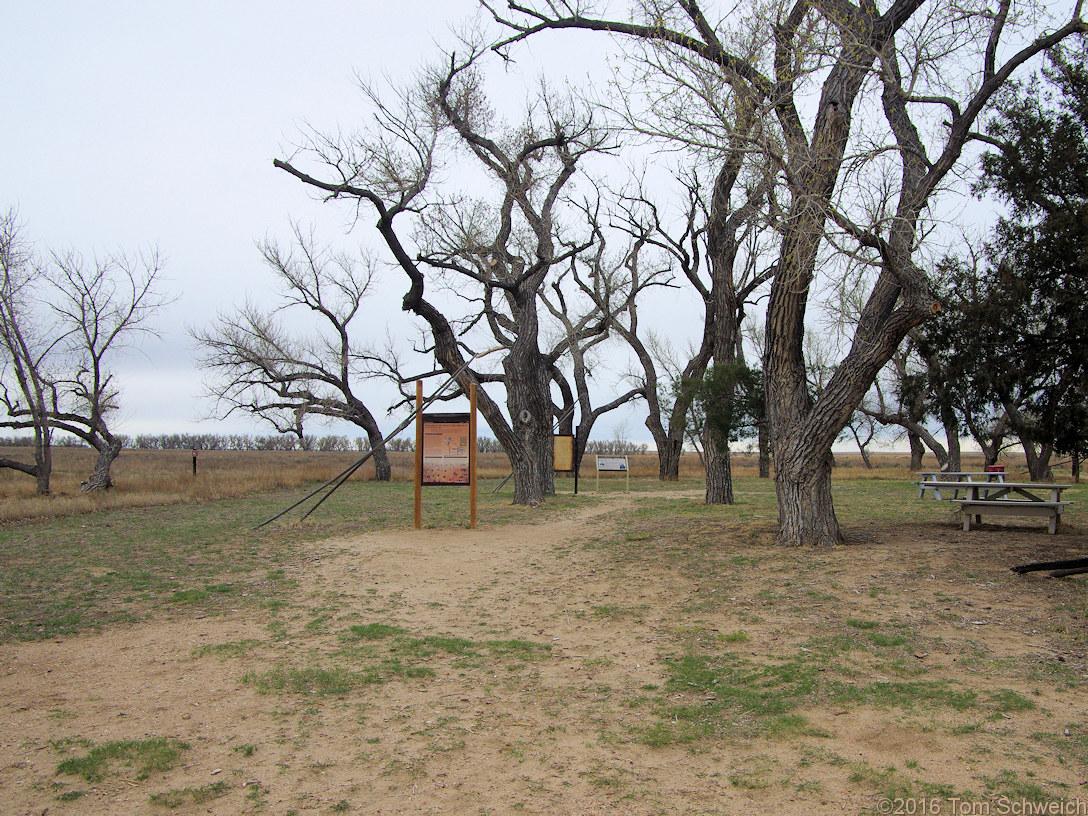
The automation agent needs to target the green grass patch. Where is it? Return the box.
[719,630,750,644]
[55,737,189,782]
[149,781,230,808]
[641,646,979,746]
[340,623,408,641]
[242,665,383,695]
[248,629,552,695]
[193,639,261,659]
[846,619,880,630]
[987,688,1037,713]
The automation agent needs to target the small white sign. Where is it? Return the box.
[596,456,628,472]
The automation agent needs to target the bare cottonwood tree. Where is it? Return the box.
[194,225,393,480]
[861,341,959,472]
[541,230,652,475]
[486,0,1086,544]
[607,169,774,501]
[1,215,166,492]
[607,181,714,482]
[48,249,168,490]
[275,52,615,504]
[0,210,53,493]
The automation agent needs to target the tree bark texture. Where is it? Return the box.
[503,329,555,504]
[774,449,841,549]
[81,439,122,492]
[349,400,391,482]
[908,432,924,471]
[702,425,734,504]
[757,421,771,479]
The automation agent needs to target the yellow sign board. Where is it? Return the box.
[553,434,574,472]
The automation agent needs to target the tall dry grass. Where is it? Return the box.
[0,445,1055,523]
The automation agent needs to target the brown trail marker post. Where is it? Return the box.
[415,381,423,529]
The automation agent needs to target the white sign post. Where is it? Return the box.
[595,455,630,493]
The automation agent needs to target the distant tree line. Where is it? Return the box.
[0,432,649,457]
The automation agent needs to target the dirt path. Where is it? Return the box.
[2,491,1086,815]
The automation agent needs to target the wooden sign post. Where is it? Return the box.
[469,383,477,528]
[415,382,477,529]
[414,381,423,529]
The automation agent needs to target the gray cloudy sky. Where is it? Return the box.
[3,1,521,440]
[3,2,1061,448]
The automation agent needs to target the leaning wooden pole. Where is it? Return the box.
[1011,557,1088,574]
[1048,567,1088,578]
[255,347,501,529]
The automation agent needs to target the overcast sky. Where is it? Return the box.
[3,1,520,440]
[3,2,1065,449]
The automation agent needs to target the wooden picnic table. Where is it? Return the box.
[915,471,1006,500]
[950,481,1073,534]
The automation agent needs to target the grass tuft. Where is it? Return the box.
[55,737,189,782]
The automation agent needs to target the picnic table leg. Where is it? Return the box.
[962,511,972,531]
[975,513,982,528]
[1048,514,1059,535]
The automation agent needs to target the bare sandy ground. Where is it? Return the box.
[2,491,1086,815]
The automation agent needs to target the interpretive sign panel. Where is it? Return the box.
[422,413,470,485]
[595,454,630,492]
[553,435,575,472]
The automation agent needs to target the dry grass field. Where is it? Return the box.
[0,446,1084,815]
[0,445,1060,523]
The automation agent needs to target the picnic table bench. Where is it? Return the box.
[915,471,1006,500]
[950,482,1073,534]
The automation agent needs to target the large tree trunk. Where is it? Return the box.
[350,401,391,482]
[655,433,684,481]
[757,420,771,478]
[504,337,555,505]
[766,215,842,545]
[703,424,734,503]
[81,439,122,492]
[774,449,841,549]
[939,407,962,472]
[369,437,392,482]
[1023,439,1054,482]
[34,428,51,495]
[361,419,391,482]
[908,432,924,471]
